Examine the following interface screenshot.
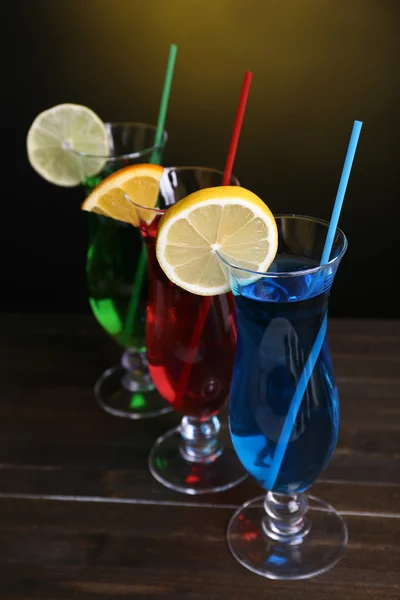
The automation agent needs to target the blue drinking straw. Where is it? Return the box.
[321,120,363,265]
[266,120,363,491]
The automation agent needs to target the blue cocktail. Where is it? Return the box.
[223,215,348,580]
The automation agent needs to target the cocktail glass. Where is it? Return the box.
[81,122,171,418]
[130,167,248,494]
[221,215,348,579]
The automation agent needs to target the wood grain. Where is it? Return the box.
[0,498,399,600]
[0,315,399,599]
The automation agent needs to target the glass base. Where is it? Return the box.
[148,424,248,495]
[94,365,172,419]
[227,494,348,580]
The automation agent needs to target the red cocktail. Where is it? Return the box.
[131,166,247,494]
[142,214,236,417]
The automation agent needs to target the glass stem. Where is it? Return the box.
[121,347,153,392]
[262,492,311,544]
[179,415,223,464]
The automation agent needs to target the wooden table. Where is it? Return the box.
[0,314,399,599]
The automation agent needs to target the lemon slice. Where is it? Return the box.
[156,186,278,295]
[27,103,109,187]
[81,163,164,226]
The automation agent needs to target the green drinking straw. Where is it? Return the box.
[121,43,178,348]
[265,119,363,491]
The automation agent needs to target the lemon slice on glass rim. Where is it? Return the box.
[27,103,109,187]
[156,185,278,296]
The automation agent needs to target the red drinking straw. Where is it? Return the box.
[223,71,253,185]
[174,71,253,407]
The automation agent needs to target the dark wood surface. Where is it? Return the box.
[0,314,399,599]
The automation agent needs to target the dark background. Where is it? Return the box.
[8,0,399,318]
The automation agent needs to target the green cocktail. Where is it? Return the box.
[80,122,171,419]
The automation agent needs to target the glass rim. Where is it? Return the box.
[125,166,240,215]
[217,214,348,278]
[68,121,168,161]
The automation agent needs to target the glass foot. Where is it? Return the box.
[148,424,248,495]
[95,365,172,419]
[227,494,348,580]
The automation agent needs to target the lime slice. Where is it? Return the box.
[27,103,109,187]
[156,185,278,295]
